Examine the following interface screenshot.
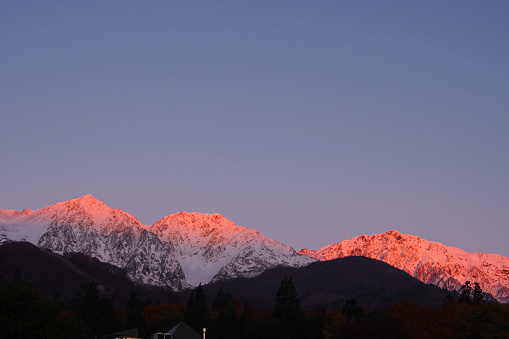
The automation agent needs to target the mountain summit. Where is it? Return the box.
[151,211,314,286]
[0,195,314,289]
[299,230,509,303]
[0,195,186,289]
[3,196,508,302]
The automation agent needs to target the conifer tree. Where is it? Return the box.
[445,291,454,302]
[239,301,255,339]
[459,281,473,304]
[212,288,232,311]
[472,282,485,305]
[307,306,329,339]
[70,281,118,337]
[185,284,210,333]
[342,299,365,323]
[184,291,197,330]
[1,276,88,338]
[126,292,145,329]
[272,277,304,339]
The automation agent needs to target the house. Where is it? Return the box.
[102,327,142,339]
[152,321,202,339]
[151,333,172,339]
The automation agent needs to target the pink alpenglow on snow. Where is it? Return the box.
[2,195,509,302]
[299,230,509,303]
[0,195,315,289]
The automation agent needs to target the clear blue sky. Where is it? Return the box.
[1,1,508,256]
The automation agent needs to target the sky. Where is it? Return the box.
[1,1,508,257]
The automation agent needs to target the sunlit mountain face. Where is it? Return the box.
[0,195,314,290]
[299,230,509,303]
[150,211,314,286]
[0,194,186,290]
[1,195,508,303]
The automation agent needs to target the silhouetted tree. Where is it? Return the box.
[459,281,473,304]
[239,301,255,339]
[444,291,455,303]
[12,269,23,283]
[0,276,87,338]
[306,307,330,339]
[472,282,485,305]
[342,299,365,323]
[212,288,232,311]
[272,277,304,339]
[184,284,210,333]
[184,292,197,328]
[70,281,118,337]
[214,305,240,339]
[126,292,145,329]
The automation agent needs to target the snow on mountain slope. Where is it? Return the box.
[1,195,314,290]
[300,230,509,303]
[0,195,186,290]
[0,207,53,244]
[151,212,316,286]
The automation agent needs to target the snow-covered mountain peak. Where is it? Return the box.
[76,193,102,203]
[0,195,147,246]
[300,230,509,303]
[0,207,52,244]
[155,211,241,230]
[298,248,315,256]
[12,195,188,289]
[50,195,108,216]
[150,211,315,286]
[1,195,313,291]
[151,211,245,248]
[39,195,144,234]
[0,208,30,222]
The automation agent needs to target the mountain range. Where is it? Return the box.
[1,195,508,303]
[300,230,509,303]
[0,194,313,291]
[0,241,452,311]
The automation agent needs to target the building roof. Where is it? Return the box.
[166,321,202,339]
[102,327,141,339]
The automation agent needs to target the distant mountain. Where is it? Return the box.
[0,241,136,302]
[201,256,453,311]
[3,195,507,303]
[0,241,181,305]
[0,195,186,290]
[0,195,314,290]
[0,242,452,311]
[151,212,314,286]
[300,230,509,303]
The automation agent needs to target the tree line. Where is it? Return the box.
[1,272,508,338]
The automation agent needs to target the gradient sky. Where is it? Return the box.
[1,1,508,256]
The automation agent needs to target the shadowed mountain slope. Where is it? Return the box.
[1,242,454,311]
[201,255,455,311]
[0,241,179,305]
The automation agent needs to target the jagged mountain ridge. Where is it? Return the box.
[0,195,186,290]
[0,195,314,289]
[4,195,508,303]
[299,230,509,303]
[151,212,313,286]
